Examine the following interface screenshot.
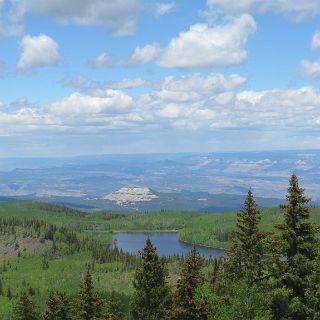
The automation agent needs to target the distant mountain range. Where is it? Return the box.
[0,189,281,213]
[0,150,319,212]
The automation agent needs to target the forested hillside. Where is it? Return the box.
[0,174,319,319]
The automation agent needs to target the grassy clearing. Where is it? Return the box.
[0,250,136,318]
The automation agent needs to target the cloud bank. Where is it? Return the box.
[2,74,320,137]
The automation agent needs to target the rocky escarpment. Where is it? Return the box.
[103,187,158,206]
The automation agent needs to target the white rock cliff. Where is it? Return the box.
[103,187,158,205]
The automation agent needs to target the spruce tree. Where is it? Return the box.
[168,247,208,320]
[226,189,264,281]
[75,267,101,320]
[104,291,123,320]
[0,278,3,295]
[305,256,320,319]
[273,174,317,320]
[130,238,170,320]
[7,287,13,299]
[210,257,225,295]
[43,291,71,320]
[13,292,38,320]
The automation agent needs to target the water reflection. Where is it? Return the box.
[113,232,225,259]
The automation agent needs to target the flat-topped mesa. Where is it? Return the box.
[103,187,158,205]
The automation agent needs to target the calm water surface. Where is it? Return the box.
[113,232,225,259]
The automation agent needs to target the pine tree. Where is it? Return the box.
[7,287,13,300]
[13,292,38,320]
[226,190,264,281]
[43,291,71,320]
[0,278,3,296]
[130,238,170,320]
[305,256,320,319]
[74,267,101,320]
[168,247,208,320]
[273,174,317,320]
[210,257,225,295]
[104,291,123,320]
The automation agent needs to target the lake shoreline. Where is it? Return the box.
[112,230,178,233]
[178,238,227,252]
[112,230,227,255]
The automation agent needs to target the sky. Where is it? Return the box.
[1,0,320,157]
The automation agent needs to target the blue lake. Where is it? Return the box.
[113,232,225,259]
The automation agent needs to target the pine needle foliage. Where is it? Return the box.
[43,291,71,320]
[13,292,39,320]
[74,267,102,320]
[130,238,170,320]
[168,246,208,320]
[273,174,318,320]
[226,190,264,281]
[104,291,123,320]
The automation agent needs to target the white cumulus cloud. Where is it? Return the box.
[48,90,134,115]
[97,44,161,67]
[125,43,161,65]
[117,15,255,69]
[17,34,60,69]
[157,14,256,68]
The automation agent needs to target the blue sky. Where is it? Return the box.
[1,0,320,157]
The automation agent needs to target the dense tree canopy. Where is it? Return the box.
[13,292,39,320]
[168,246,208,320]
[130,238,170,320]
[273,174,318,320]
